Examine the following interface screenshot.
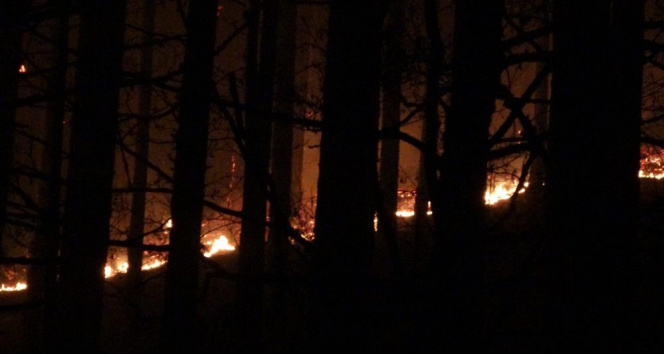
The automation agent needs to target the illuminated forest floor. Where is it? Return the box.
[1,181,664,352]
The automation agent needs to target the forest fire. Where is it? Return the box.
[0,226,237,291]
[393,176,529,217]
[485,179,529,205]
[0,281,27,292]
[395,191,432,218]
[640,146,664,179]
[2,149,663,291]
[104,230,236,279]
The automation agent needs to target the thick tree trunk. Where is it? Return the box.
[0,0,22,256]
[160,0,218,352]
[268,0,296,301]
[45,1,126,351]
[28,1,70,351]
[547,1,643,351]
[526,7,551,201]
[238,0,279,349]
[433,1,503,351]
[377,0,405,275]
[421,0,443,235]
[312,1,382,352]
[126,0,155,304]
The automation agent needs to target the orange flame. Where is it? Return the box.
[103,232,235,279]
[0,281,27,292]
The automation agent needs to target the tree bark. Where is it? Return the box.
[28,1,69,351]
[126,0,155,305]
[237,0,279,349]
[268,0,296,308]
[547,0,643,351]
[312,1,382,352]
[45,0,126,351]
[378,0,405,275]
[160,0,218,352]
[433,0,503,351]
[0,0,23,256]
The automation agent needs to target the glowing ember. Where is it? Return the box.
[103,232,235,279]
[640,146,664,179]
[395,191,432,218]
[10,150,664,291]
[0,281,27,292]
[203,234,236,257]
[18,64,27,73]
[485,180,529,205]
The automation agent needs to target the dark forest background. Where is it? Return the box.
[1,0,664,353]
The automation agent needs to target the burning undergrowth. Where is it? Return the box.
[3,149,664,292]
[104,218,237,279]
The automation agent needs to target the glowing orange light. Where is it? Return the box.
[0,281,27,292]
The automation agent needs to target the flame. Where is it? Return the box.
[103,232,235,279]
[18,64,26,73]
[9,149,664,292]
[485,181,529,205]
[0,281,27,292]
[203,233,236,257]
[394,191,432,218]
[393,179,528,218]
[640,146,664,179]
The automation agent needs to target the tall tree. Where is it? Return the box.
[268,0,296,301]
[27,1,70,351]
[44,0,127,351]
[377,0,405,275]
[379,0,404,219]
[431,0,503,351]
[237,0,279,349]
[160,0,218,351]
[547,0,643,351]
[126,0,156,303]
[0,0,23,256]
[525,4,551,200]
[312,1,383,351]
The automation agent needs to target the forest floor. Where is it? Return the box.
[1,181,664,352]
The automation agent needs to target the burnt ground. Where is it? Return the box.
[1,181,664,352]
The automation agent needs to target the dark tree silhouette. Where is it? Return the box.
[547,0,643,351]
[237,0,279,349]
[160,0,218,351]
[267,0,297,322]
[377,0,406,275]
[379,1,404,220]
[432,0,504,351]
[0,0,23,256]
[126,0,155,304]
[312,0,383,351]
[27,1,70,350]
[45,0,127,351]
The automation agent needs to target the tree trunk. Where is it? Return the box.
[312,1,382,351]
[377,0,405,275]
[526,6,551,201]
[28,1,70,351]
[160,0,218,352]
[45,0,126,351]
[126,0,155,305]
[547,1,643,351]
[0,0,22,256]
[237,0,279,349]
[433,0,503,351]
[267,0,296,315]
